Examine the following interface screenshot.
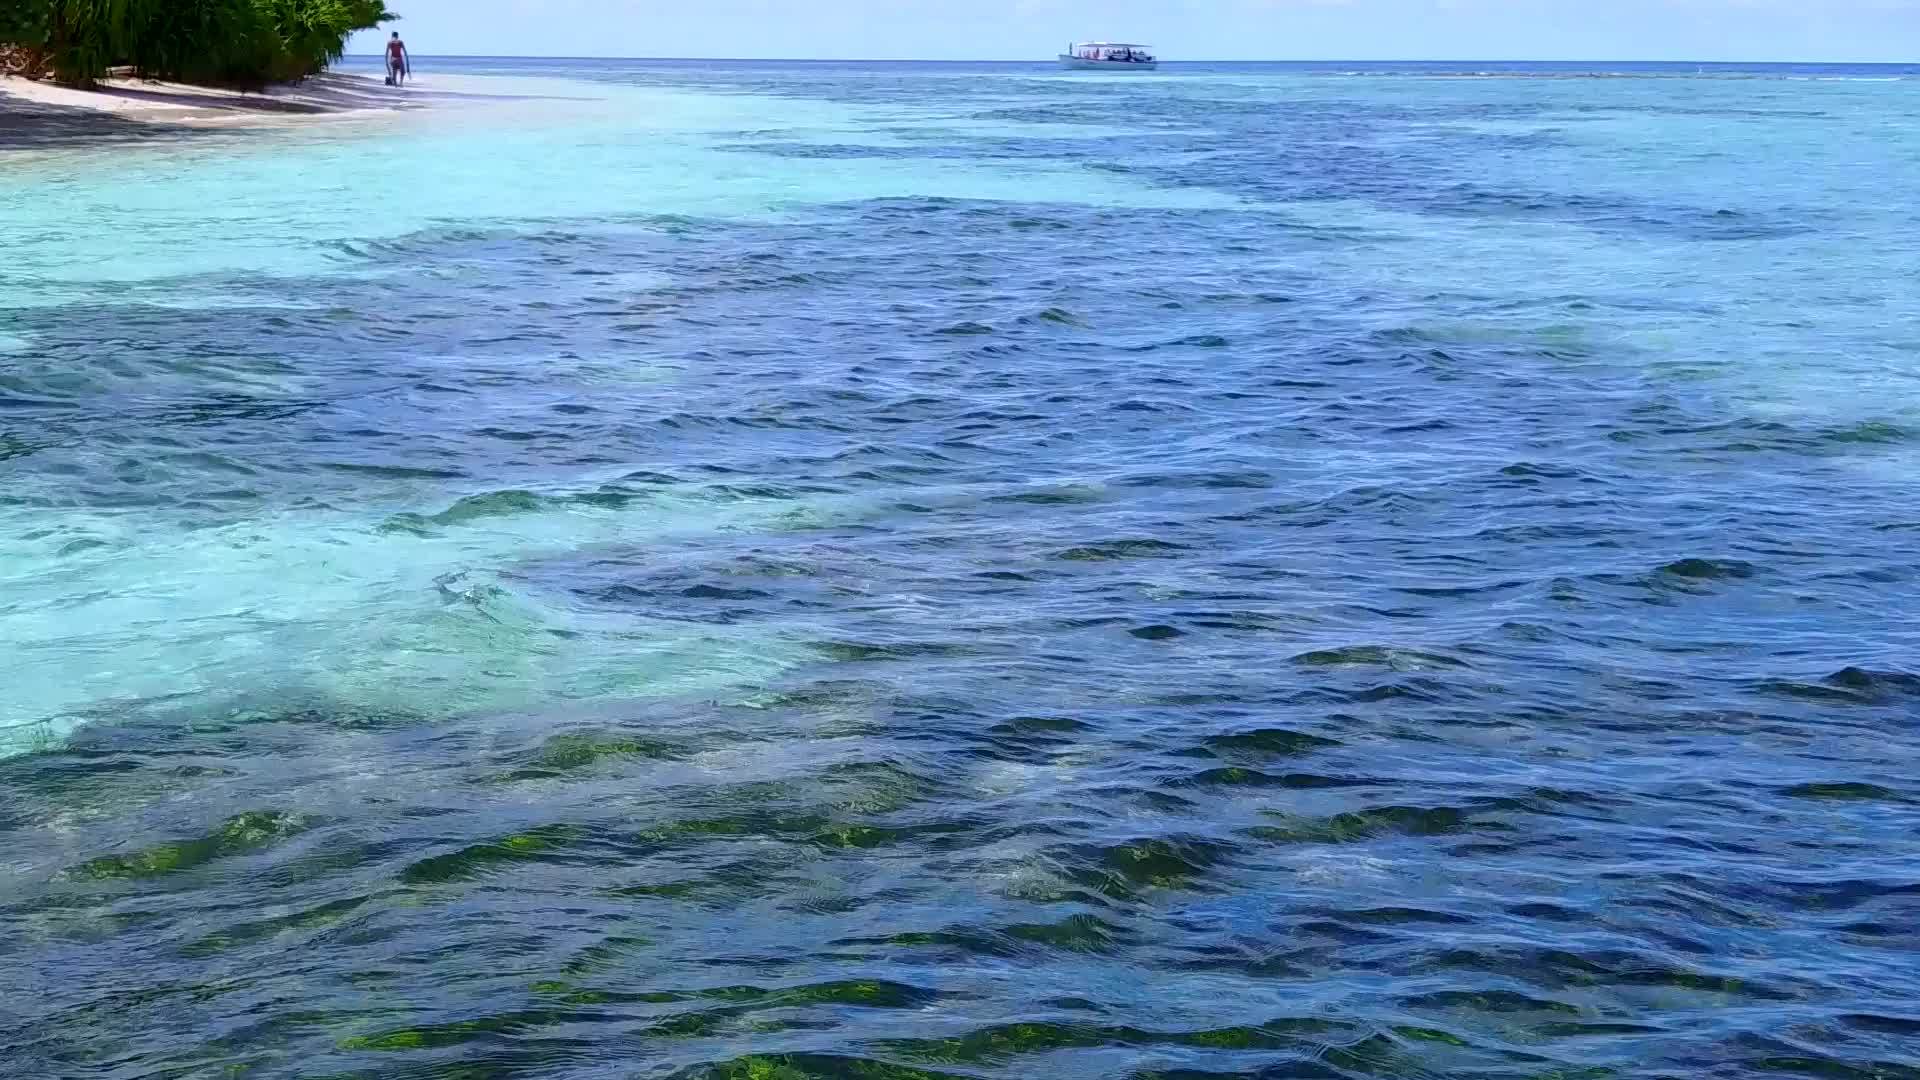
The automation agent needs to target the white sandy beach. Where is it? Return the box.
[0,71,422,122]
[0,70,566,146]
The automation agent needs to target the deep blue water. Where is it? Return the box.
[3,58,1919,1080]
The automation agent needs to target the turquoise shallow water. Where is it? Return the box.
[3,59,1920,1079]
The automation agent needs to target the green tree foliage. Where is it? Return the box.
[2,0,395,88]
[1,4,44,46]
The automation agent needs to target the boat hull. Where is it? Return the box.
[1058,55,1159,72]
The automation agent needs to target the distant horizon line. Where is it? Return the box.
[345,54,1920,66]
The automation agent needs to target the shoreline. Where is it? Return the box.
[0,71,483,147]
[3,69,423,114]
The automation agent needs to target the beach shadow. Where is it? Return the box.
[77,73,590,113]
[1,72,593,149]
[0,86,198,148]
[92,73,420,115]
[86,84,325,114]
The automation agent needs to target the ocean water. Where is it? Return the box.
[3,58,1920,1078]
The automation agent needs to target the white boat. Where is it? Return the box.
[1059,42,1158,72]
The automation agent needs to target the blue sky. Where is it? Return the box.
[352,0,1920,62]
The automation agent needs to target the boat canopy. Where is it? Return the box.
[1066,41,1157,60]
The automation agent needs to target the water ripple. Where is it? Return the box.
[4,58,1920,1080]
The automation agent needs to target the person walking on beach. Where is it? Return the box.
[385,32,410,86]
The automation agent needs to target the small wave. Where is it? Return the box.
[1777,782,1908,803]
[494,730,687,782]
[1055,538,1191,561]
[1125,333,1230,351]
[1291,645,1470,670]
[379,488,546,534]
[1244,803,1496,845]
[1180,768,1376,790]
[933,321,996,336]
[1017,306,1085,326]
[63,810,314,881]
[1202,728,1343,756]
[1823,667,1920,700]
[1656,557,1759,581]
